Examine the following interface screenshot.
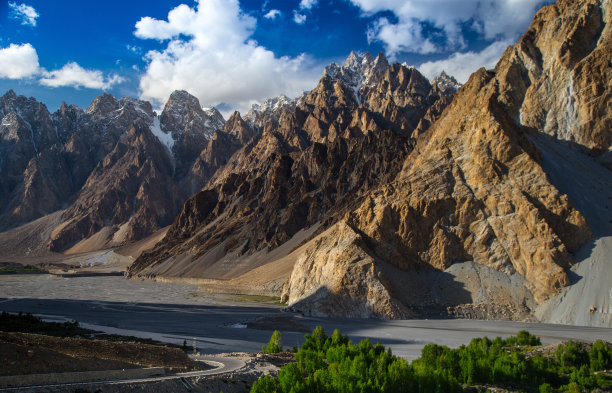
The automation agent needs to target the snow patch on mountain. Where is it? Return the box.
[150,116,174,152]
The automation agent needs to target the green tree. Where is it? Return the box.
[261,330,283,353]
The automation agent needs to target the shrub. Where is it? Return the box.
[504,330,542,346]
[251,375,278,393]
[539,382,554,393]
[556,341,589,369]
[589,340,612,371]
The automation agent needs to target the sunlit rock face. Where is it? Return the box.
[280,0,607,318]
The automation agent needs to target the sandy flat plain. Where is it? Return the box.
[1,274,611,361]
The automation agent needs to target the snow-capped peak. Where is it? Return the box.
[321,51,389,105]
[432,71,461,92]
[202,107,226,133]
[245,94,295,128]
[343,50,361,69]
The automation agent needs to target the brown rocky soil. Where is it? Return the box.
[0,331,201,376]
[11,352,293,393]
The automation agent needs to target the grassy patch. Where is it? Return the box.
[227,294,286,305]
[0,266,47,274]
[0,311,87,337]
[188,292,287,305]
[0,312,177,347]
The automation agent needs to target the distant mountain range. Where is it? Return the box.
[1,0,610,327]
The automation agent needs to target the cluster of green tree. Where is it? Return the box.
[414,333,612,392]
[251,327,612,393]
[0,311,83,337]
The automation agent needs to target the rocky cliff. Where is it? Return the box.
[281,0,609,319]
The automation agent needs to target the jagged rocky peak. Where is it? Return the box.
[323,51,374,82]
[223,111,255,142]
[0,90,57,150]
[202,107,225,132]
[86,93,120,115]
[163,90,202,117]
[245,94,295,129]
[57,101,84,116]
[343,50,359,67]
[1,89,17,99]
[319,51,396,105]
[159,90,224,178]
[0,89,31,118]
[52,101,84,144]
[160,90,220,140]
[432,70,461,92]
[183,110,256,195]
[342,50,373,70]
[249,94,294,116]
[370,51,389,75]
[225,111,245,128]
[0,89,18,114]
[83,93,153,121]
[1,89,52,121]
[118,96,154,118]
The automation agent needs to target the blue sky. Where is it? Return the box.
[0,0,550,116]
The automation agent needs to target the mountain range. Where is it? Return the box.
[0,0,610,327]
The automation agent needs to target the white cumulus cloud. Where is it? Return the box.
[0,41,124,90]
[418,40,512,84]
[293,11,307,25]
[264,9,281,19]
[0,43,40,79]
[8,2,39,27]
[40,62,125,90]
[367,17,437,55]
[134,4,197,41]
[135,0,321,115]
[350,0,548,56]
[292,0,318,24]
[299,0,318,10]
